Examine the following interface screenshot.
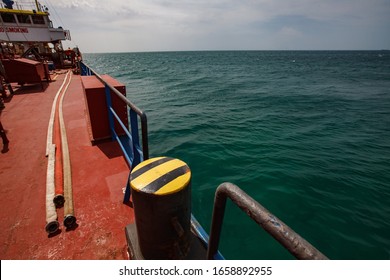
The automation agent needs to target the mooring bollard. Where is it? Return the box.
[130,156,192,259]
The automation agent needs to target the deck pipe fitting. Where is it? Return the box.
[53,195,65,208]
[45,221,60,234]
[130,157,192,259]
[64,215,77,229]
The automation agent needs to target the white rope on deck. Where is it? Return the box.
[58,71,77,228]
[46,70,71,156]
[45,144,59,234]
[45,70,75,233]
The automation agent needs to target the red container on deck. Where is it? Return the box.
[81,75,128,144]
[2,58,48,84]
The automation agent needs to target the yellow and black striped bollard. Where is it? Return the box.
[130,157,191,259]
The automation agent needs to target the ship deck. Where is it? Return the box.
[0,71,134,259]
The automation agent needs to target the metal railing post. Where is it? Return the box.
[129,109,141,166]
[140,113,149,160]
[207,182,328,260]
[104,84,116,141]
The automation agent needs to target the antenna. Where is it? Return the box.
[35,0,40,11]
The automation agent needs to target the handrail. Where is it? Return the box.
[80,61,149,162]
[207,182,328,260]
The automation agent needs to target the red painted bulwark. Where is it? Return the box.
[81,75,128,143]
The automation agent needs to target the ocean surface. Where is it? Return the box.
[83,51,390,260]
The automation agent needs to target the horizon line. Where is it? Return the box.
[81,49,390,55]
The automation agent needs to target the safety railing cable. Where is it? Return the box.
[207,182,328,260]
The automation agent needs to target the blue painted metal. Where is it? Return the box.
[129,109,142,166]
[80,62,93,76]
[123,173,132,204]
[104,84,116,142]
[190,214,224,260]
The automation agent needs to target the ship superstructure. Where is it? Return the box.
[0,0,75,68]
[0,1,69,43]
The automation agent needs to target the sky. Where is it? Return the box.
[44,0,390,53]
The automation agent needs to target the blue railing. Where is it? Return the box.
[80,61,149,202]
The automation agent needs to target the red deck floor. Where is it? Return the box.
[0,72,134,259]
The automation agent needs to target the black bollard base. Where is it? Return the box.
[125,223,208,260]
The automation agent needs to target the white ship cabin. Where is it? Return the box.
[0,1,74,69]
[0,1,70,45]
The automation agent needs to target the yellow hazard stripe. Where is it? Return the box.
[130,158,189,194]
[0,8,47,16]
[131,156,166,173]
[155,172,191,195]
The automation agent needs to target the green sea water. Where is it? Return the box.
[84,51,390,260]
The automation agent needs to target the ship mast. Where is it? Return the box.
[35,0,40,12]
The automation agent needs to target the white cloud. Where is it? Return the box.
[279,27,303,38]
[43,0,390,52]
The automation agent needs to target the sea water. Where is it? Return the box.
[83,51,390,260]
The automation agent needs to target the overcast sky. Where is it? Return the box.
[46,0,390,53]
